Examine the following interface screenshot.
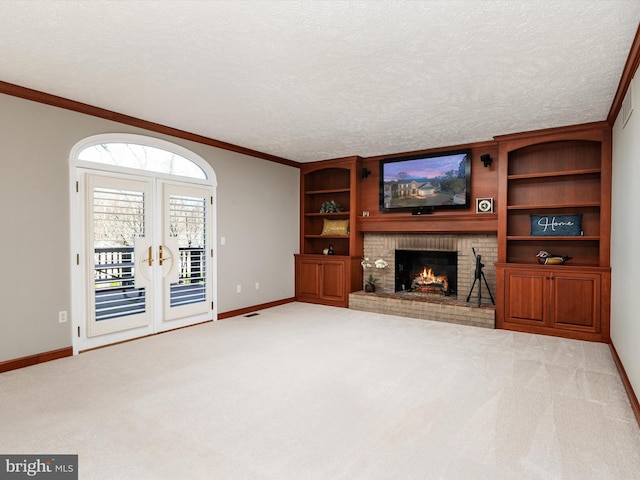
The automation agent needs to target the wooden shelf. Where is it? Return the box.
[357,213,497,233]
[507,202,600,210]
[508,168,601,180]
[305,188,350,195]
[507,236,599,241]
[304,234,350,239]
[496,262,610,272]
[304,211,350,217]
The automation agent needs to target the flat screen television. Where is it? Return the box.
[379,149,471,213]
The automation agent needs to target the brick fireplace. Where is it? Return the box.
[395,249,458,295]
[349,233,497,328]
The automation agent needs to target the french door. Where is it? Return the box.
[80,171,212,350]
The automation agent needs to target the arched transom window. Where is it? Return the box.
[78,141,207,179]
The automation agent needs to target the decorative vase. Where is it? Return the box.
[365,283,375,293]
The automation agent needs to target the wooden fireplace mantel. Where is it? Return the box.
[357,213,498,234]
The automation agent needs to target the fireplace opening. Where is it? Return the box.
[395,250,457,295]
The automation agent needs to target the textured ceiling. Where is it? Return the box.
[1,1,639,163]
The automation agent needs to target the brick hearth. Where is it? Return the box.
[349,291,495,329]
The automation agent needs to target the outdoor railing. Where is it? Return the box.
[93,246,206,320]
[94,246,205,286]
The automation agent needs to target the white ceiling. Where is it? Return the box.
[1,1,639,163]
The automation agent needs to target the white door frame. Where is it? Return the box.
[69,134,217,354]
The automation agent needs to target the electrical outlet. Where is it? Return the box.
[255,282,260,290]
[236,284,241,293]
[58,311,68,323]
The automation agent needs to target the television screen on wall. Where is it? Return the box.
[379,149,471,212]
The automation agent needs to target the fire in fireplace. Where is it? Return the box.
[395,250,457,295]
[412,267,449,294]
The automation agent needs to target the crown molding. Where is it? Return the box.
[0,80,301,169]
[608,23,640,126]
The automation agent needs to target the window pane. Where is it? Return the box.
[92,187,146,321]
[169,194,207,307]
[79,143,207,179]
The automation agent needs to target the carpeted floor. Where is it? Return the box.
[1,302,639,479]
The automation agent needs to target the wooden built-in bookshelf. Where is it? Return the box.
[495,122,612,342]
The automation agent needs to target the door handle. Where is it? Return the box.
[141,245,153,266]
[159,245,172,266]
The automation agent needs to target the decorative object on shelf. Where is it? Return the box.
[321,218,349,236]
[364,274,378,292]
[530,214,582,236]
[322,244,334,255]
[476,197,494,213]
[536,250,572,265]
[319,200,343,213]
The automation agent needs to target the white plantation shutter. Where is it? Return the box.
[92,186,147,321]
[168,194,207,307]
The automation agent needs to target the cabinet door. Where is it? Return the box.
[320,260,346,302]
[551,273,600,333]
[504,270,548,326]
[296,258,321,298]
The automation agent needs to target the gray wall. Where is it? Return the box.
[611,73,640,399]
[0,93,299,362]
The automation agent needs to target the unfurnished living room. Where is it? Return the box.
[1,1,640,479]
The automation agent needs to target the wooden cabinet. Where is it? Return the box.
[495,123,611,342]
[295,255,349,307]
[295,157,363,307]
[498,264,610,341]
